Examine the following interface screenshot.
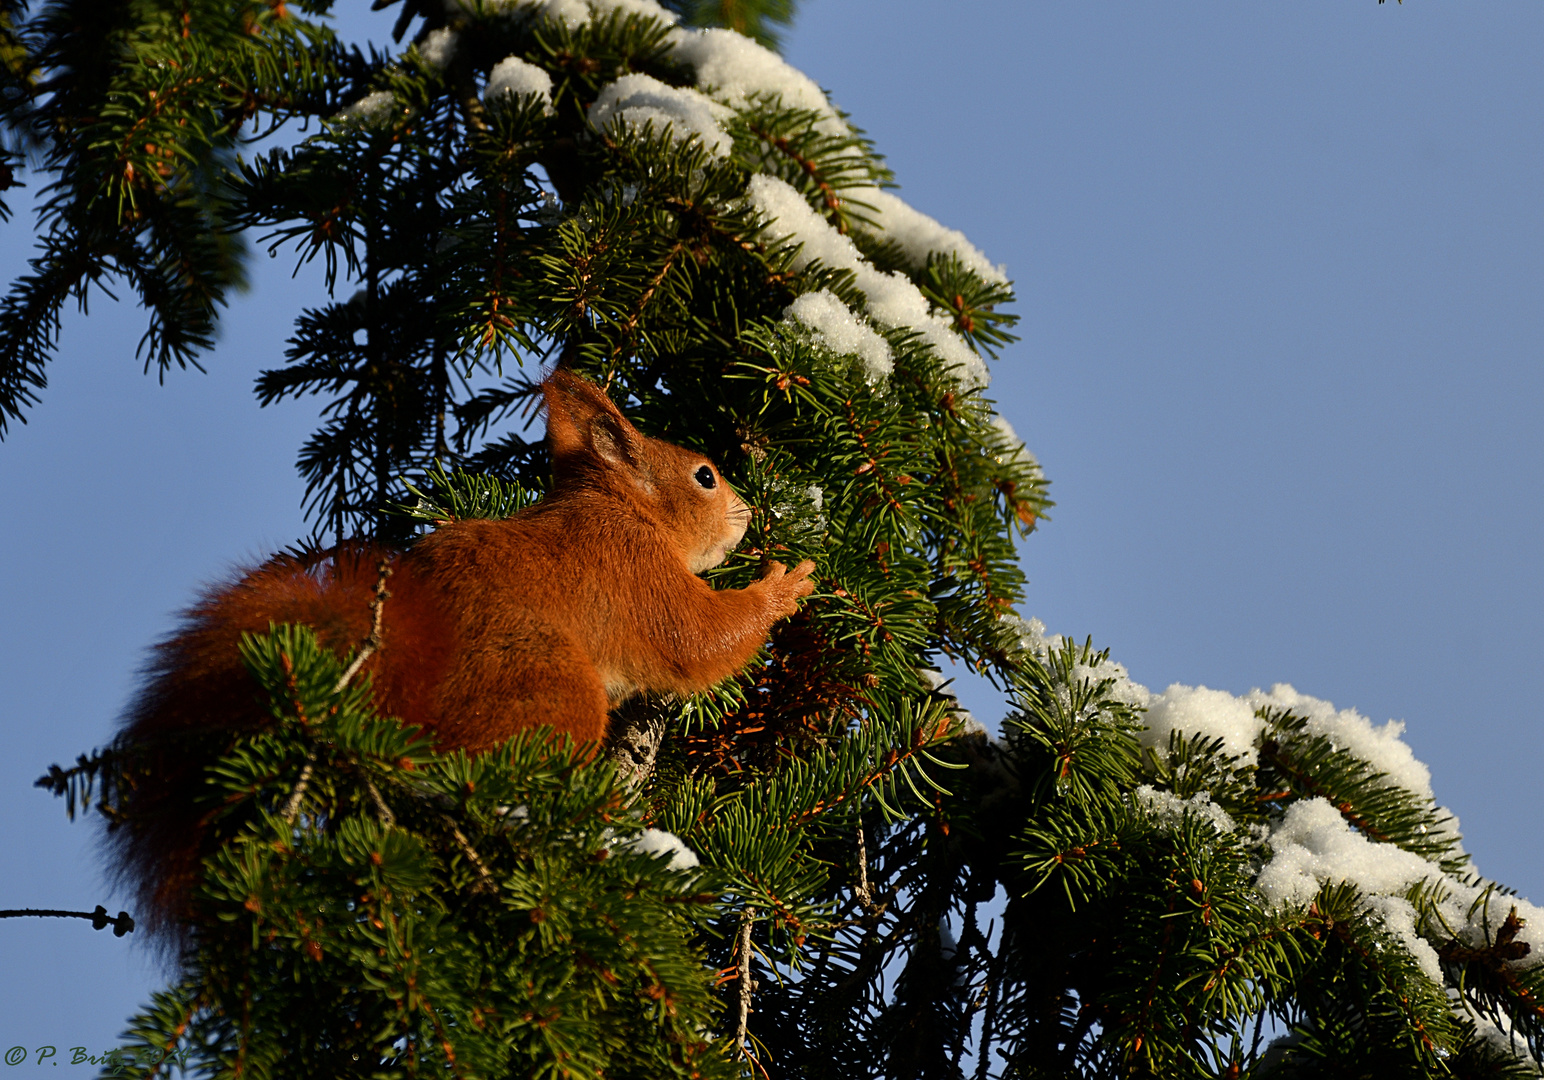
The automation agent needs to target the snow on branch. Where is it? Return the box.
[484,56,555,112]
[845,186,1008,285]
[670,27,846,140]
[748,174,989,387]
[781,289,893,384]
[1001,612,1544,985]
[591,74,735,158]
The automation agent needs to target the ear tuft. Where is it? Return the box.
[588,414,633,467]
[543,370,643,474]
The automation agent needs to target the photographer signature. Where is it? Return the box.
[3,1045,190,1073]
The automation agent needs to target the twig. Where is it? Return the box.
[334,557,393,693]
[365,779,396,828]
[974,943,1005,1080]
[442,814,496,894]
[854,823,880,916]
[282,559,393,828]
[0,904,134,936]
[281,758,315,824]
[735,907,757,1053]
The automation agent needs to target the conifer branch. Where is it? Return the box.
[17,3,1538,1073]
[0,905,135,936]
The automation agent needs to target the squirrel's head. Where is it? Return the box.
[543,371,751,573]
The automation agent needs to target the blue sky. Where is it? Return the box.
[2,0,1541,1059]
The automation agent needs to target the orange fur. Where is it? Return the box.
[112,371,815,940]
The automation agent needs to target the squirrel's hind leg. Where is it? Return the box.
[429,617,610,753]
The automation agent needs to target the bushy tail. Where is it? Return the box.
[106,547,384,948]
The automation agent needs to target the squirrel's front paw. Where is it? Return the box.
[762,559,816,617]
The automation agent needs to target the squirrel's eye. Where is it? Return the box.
[694,465,716,490]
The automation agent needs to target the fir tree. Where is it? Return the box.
[6,0,1543,1077]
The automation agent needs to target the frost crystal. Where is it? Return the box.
[484,55,555,113]
[590,74,734,158]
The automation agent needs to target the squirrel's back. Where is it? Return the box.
[108,370,813,945]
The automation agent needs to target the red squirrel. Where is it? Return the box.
[112,370,815,937]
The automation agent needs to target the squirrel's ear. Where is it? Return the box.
[544,370,643,472]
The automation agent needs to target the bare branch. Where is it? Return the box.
[735,907,757,1054]
[334,557,393,692]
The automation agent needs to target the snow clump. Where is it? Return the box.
[1470,1014,1542,1069]
[999,613,1063,658]
[668,32,1005,280]
[1133,785,1237,837]
[1247,684,1435,803]
[451,0,677,24]
[447,1,1007,385]
[336,90,399,125]
[418,27,458,68]
[669,28,845,137]
[989,413,1038,472]
[589,73,734,158]
[783,289,893,383]
[1246,797,1542,983]
[1010,613,1544,985]
[483,55,555,112]
[1072,655,1149,709]
[1141,684,1264,766]
[1128,677,1441,799]
[918,668,984,737]
[583,0,677,23]
[1001,613,1145,711]
[1255,798,1441,911]
[623,828,700,870]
